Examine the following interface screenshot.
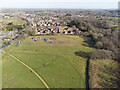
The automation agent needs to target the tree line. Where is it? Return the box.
[68,18,119,61]
[6,22,25,31]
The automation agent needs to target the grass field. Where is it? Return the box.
[2,35,94,88]
[2,53,45,88]
[1,18,26,25]
[97,17,120,20]
[37,11,49,14]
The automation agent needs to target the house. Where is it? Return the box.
[3,38,10,41]
[65,31,68,34]
[31,22,37,27]
[70,31,74,35]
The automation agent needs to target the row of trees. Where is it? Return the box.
[89,29,119,61]
[67,20,90,32]
[6,24,24,31]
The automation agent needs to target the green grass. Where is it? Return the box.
[37,11,49,14]
[21,35,90,47]
[97,17,120,20]
[1,18,26,25]
[2,35,94,88]
[2,18,21,21]
[2,53,45,88]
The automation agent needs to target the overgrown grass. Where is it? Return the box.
[89,59,119,88]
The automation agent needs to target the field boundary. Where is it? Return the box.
[1,50,50,89]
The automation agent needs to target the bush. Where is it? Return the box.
[95,41,103,49]
[21,34,28,39]
[25,26,35,36]
[98,33,103,38]
[26,30,35,36]
[65,13,72,16]
[92,33,98,40]
[2,41,8,45]
[90,50,114,59]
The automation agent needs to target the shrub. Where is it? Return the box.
[98,33,103,38]
[2,41,8,45]
[95,41,103,49]
[65,13,72,16]
[92,33,98,40]
[90,50,114,59]
[25,26,35,36]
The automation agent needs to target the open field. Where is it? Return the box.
[2,35,94,88]
[21,35,88,46]
[2,18,21,22]
[37,11,49,14]
[97,17,120,20]
[1,18,26,25]
[2,53,45,88]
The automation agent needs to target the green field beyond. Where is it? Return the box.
[1,18,26,25]
[37,11,49,14]
[2,35,94,88]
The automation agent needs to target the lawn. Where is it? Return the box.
[2,35,94,88]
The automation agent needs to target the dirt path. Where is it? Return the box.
[1,50,50,89]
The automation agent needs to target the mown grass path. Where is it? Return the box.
[1,50,50,89]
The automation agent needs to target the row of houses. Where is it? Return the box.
[34,26,81,35]
[25,14,81,35]
[31,21,60,27]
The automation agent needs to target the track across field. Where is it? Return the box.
[1,50,50,89]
